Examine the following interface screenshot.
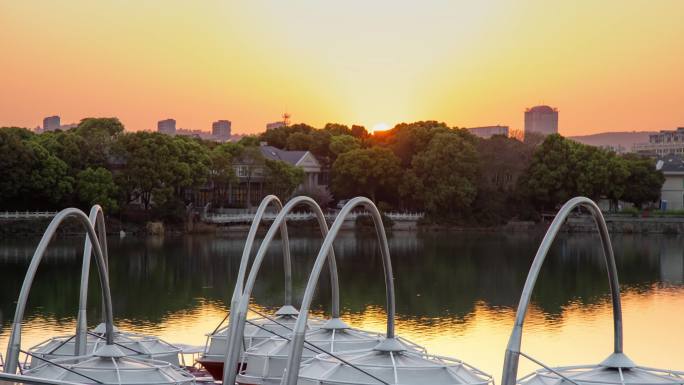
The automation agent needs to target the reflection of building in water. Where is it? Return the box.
[659,241,684,284]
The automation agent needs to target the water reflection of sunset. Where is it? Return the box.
[3,286,681,383]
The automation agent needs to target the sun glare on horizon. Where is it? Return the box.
[372,122,391,133]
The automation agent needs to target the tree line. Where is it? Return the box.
[0,118,304,221]
[260,121,664,224]
[0,119,665,225]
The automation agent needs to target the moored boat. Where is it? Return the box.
[501,197,684,385]
[25,205,183,367]
[2,207,196,385]
[255,197,494,385]
[197,195,333,380]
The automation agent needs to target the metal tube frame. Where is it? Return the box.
[280,197,401,385]
[501,197,632,385]
[4,208,115,374]
[75,205,108,356]
[231,195,293,316]
[222,196,341,385]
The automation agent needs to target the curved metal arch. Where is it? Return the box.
[280,197,399,385]
[222,196,341,385]
[501,197,631,385]
[233,195,293,314]
[75,205,109,356]
[4,208,115,374]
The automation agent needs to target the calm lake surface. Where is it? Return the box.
[0,229,683,382]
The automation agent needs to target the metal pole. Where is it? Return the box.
[229,196,293,323]
[222,196,340,385]
[501,197,629,385]
[280,197,401,385]
[219,196,294,360]
[75,205,109,356]
[4,208,115,374]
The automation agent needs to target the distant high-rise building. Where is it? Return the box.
[524,105,558,140]
[467,125,509,139]
[266,121,286,130]
[212,120,232,142]
[43,116,61,131]
[158,119,176,135]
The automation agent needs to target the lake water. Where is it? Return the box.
[0,230,683,382]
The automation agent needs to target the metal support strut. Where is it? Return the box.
[231,195,293,318]
[280,197,401,385]
[501,197,633,385]
[222,196,341,385]
[75,205,109,356]
[4,208,115,374]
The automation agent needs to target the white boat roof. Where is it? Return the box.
[298,342,493,385]
[518,364,684,385]
[23,348,195,385]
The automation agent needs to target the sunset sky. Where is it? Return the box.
[1,1,683,135]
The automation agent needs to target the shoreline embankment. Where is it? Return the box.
[4,214,684,238]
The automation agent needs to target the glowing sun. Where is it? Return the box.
[372,122,391,133]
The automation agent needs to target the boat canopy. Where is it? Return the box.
[24,345,194,385]
[277,197,493,385]
[501,197,684,385]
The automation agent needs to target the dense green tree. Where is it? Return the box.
[401,132,479,216]
[0,128,35,203]
[260,123,315,148]
[171,136,211,195]
[113,132,209,210]
[296,185,334,208]
[323,123,352,136]
[373,121,452,166]
[286,132,315,151]
[76,167,119,212]
[621,154,665,208]
[71,118,124,167]
[329,135,361,156]
[471,135,536,223]
[264,160,305,198]
[517,134,578,209]
[331,147,401,202]
[32,130,88,172]
[350,125,370,139]
[0,128,73,209]
[209,143,240,206]
[238,135,261,146]
[517,135,660,211]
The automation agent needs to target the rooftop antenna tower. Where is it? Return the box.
[282,112,291,126]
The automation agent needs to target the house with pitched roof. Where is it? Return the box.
[225,143,327,208]
[656,154,684,210]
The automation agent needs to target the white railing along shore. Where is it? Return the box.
[202,210,424,224]
[0,211,59,219]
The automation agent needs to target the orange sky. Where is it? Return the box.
[1,1,683,135]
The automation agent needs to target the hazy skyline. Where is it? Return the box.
[1,1,683,135]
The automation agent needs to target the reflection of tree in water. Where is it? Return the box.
[0,232,681,331]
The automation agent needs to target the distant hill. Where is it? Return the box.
[568,131,655,149]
